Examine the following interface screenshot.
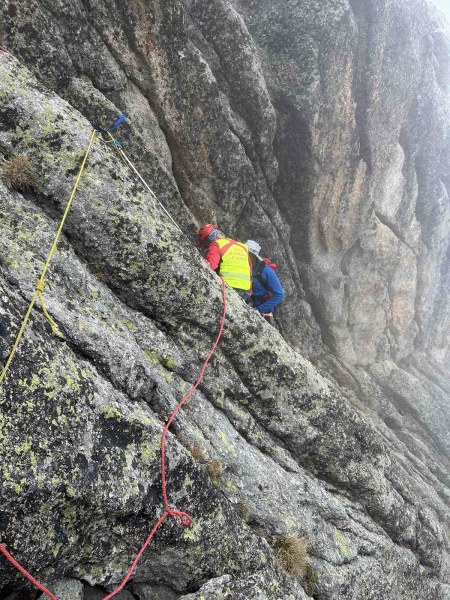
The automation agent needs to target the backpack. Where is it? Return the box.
[263,257,277,270]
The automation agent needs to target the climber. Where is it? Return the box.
[246,240,284,325]
[198,224,252,302]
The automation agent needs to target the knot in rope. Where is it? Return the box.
[35,278,48,294]
[168,509,193,527]
[34,279,63,339]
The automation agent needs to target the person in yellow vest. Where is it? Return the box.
[198,224,252,302]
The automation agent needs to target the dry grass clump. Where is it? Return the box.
[1,154,37,190]
[276,533,308,580]
[186,443,224,483]
[189,442,207,463]
[205,457,225,481]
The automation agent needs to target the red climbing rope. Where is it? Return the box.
[105,278,227,599]
[161,277,228,523]
[0,545,57,600]
[0,46,8,52]
[101,512,169,600]
[0,279,227,599]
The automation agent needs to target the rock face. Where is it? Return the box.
[0,1,449,599]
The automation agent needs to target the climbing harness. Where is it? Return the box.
[0,114,228,599]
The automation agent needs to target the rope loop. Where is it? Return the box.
[0,129,96,394]
[169,510,193,527]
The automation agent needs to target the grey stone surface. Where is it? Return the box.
[181,571,309,599]
[47,578,83,600]
[132,583,180,600]
[0,1,448,599]
[83,586,134,600]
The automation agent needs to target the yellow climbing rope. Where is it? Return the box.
[0,129,97,394]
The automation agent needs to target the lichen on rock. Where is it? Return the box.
[0,1,449,599]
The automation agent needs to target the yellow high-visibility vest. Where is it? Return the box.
[216,238,251,291]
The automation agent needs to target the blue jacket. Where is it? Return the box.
[251,261,284,314]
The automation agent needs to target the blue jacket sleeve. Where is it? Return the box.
[255,268,284,314]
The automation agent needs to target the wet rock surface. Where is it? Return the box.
[0,0,449,598]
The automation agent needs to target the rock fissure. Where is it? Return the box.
[0,0,449,598]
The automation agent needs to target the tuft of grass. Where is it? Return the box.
[205,458,225,481]
[276,533,308,580]
[1,154,37,191]
[189,442,207,463]
[234,501,252,521]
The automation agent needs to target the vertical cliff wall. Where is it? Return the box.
[0,1,449,599]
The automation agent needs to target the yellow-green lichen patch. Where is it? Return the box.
[63,504,77,524]
[226,481,238,493]
[218,430,238,459]
[183,519,202,542]
[140,439,157,464]
[143,348,160,365]
[183,473,195,490]
[163,356,177,370]
[143,348,177,372]
[102,404,123,419]
[13,438,34,466]
[334,528,351,559]
[17,349,94,418]
[134,410,156,428]
[163,370,173,383]
[30,451,38,466]
[120,318,138,333]
[124,444,136,472]
[66,485,78,498]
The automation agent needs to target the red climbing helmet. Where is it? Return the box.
[198,223,218,246]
